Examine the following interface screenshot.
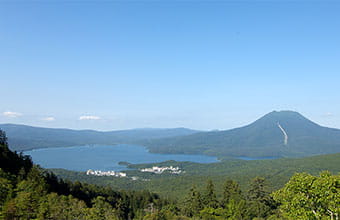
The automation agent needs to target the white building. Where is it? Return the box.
[86,169,126,177]
[140,166,182,174]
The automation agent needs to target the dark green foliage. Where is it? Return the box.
[221,179,242,207]
[199,207,229,219]
[0,131,33,177]
[180,179,274,220]
[0,170,13,207]
[38,193,88,220]
[247,177,268,202]
[246,177,276,219]
[202,180,219,209]
[0,130,7,146]
[87,196,117,220]
[182,186,203,217]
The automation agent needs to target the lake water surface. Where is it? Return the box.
[25,144,219,171]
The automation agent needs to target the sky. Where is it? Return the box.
[0,0,340,131]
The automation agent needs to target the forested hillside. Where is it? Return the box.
[0,130,168,219]
[52,153,340,200]
[0,124,198,151]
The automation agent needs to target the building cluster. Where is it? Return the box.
[140,166,182,174]
[86,166,183,179]
[86,169,127,177]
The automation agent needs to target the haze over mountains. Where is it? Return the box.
[2,110,340,158]
[0,124,198,151]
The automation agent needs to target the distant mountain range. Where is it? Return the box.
[2,110,340,158]
[0,124,198,151]
[142,111,340,158]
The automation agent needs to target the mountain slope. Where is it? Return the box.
[143,111,340,158]
[0,124,199,151]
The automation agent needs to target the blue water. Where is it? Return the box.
[24,144,219,171]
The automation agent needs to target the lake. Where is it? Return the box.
[24,144,219,171]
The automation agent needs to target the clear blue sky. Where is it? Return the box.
[1,1,339,131]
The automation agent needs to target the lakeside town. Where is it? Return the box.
[140,166,183,174]
[86,169,127,177]
[86,166,183,178]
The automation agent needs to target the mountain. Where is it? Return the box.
[143,111,340,158]
[0,124,199,151]
[3,110,340,158]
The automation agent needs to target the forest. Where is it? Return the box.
[51,153,340,200]
[1,129,339,219]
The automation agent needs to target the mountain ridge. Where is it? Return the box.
[0,123,199,151]
[143,110,340,158]
[2,110,340,158]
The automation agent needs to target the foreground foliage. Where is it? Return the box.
[273,171,340,220]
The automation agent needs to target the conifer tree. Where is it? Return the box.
[0,130,7,147]
[246,177,274,218]
[203,180,219,209]
[183,185,202,217]
[221,179,242,207]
